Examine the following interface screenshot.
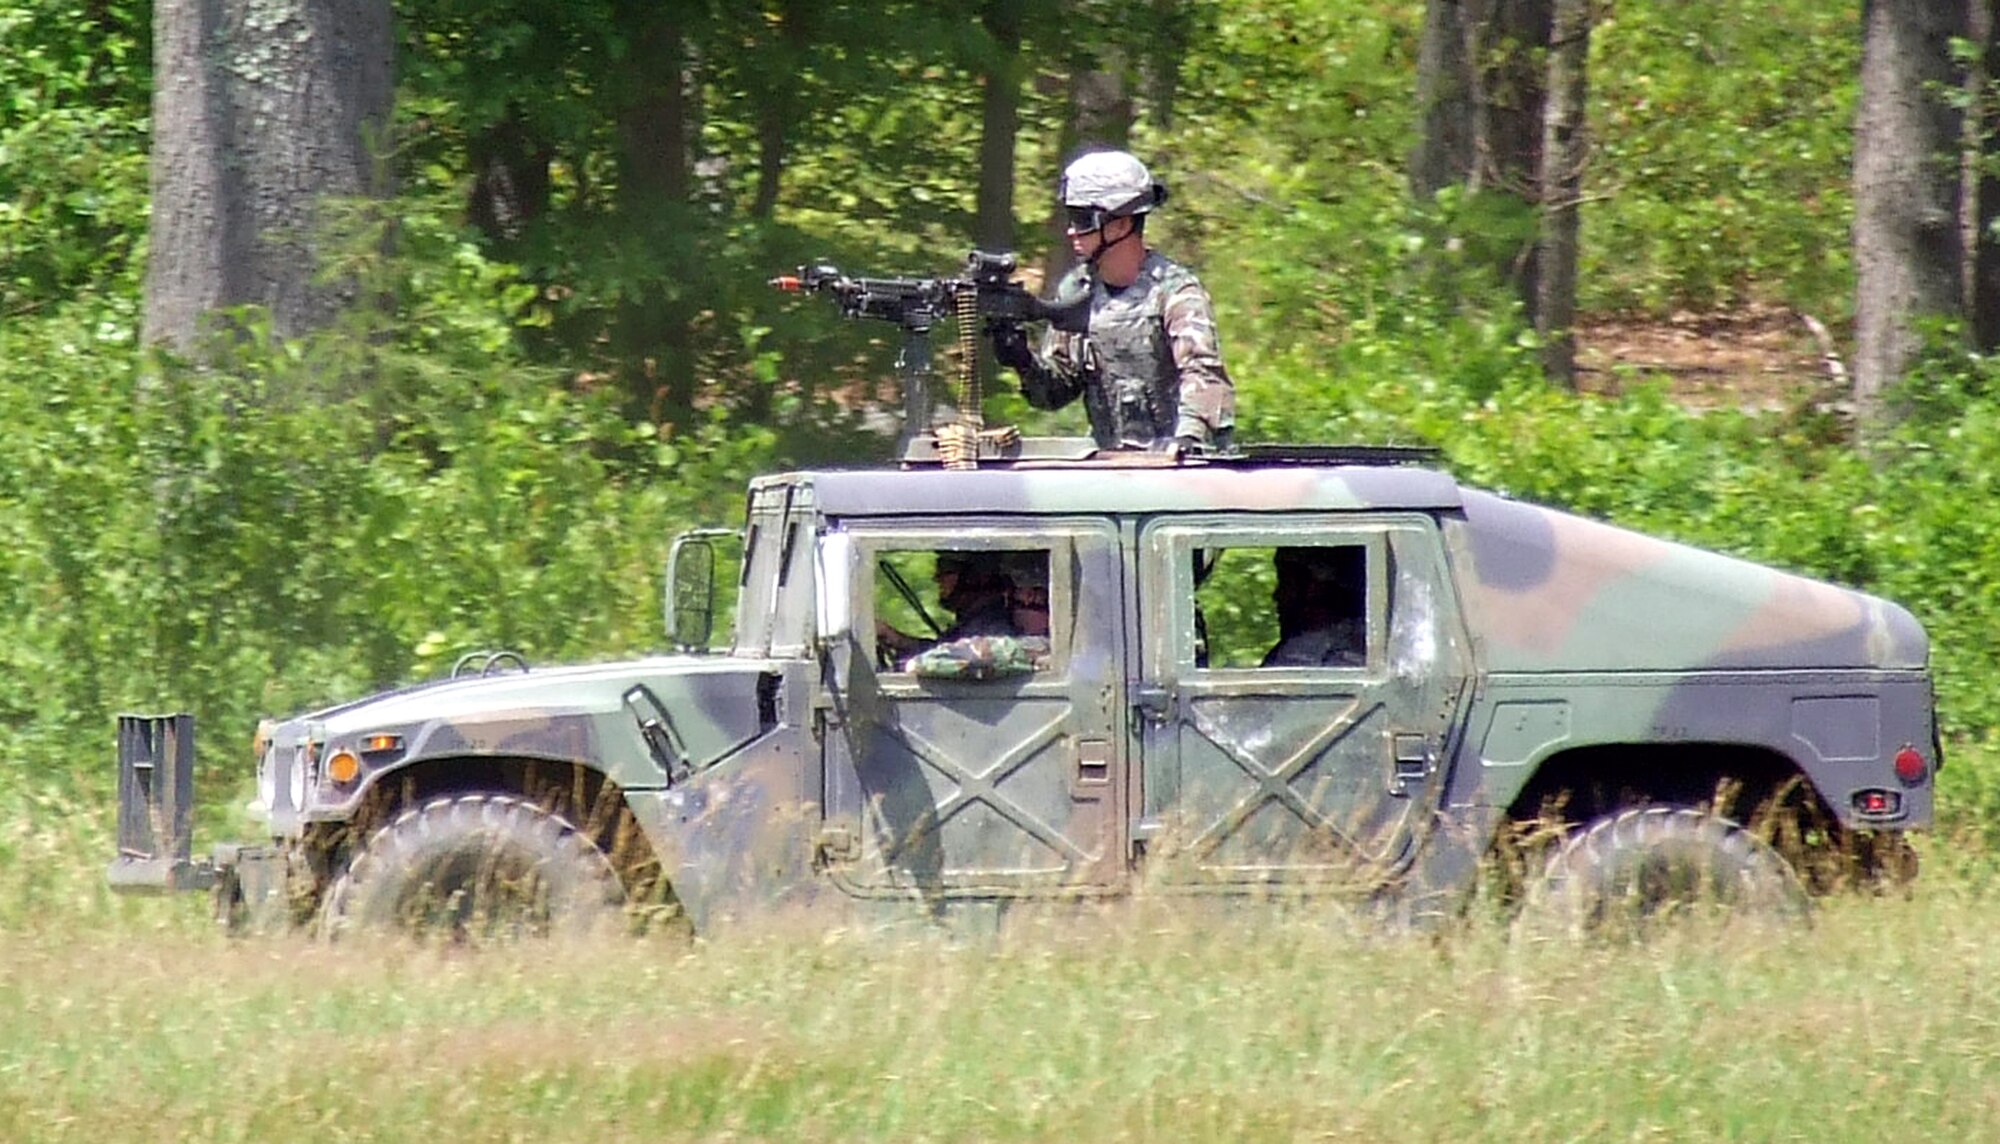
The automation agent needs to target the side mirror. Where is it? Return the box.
[815,531,854,645]
[665,531,722,652]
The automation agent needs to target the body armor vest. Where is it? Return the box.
[1058,259,1180,449]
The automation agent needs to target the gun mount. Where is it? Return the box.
[772,250,1086,459]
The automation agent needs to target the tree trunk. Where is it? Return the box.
[1145,0,1189,132]
[612,3,697,421]
[467,108,553,246]
[1473,0,1551,198]
[144,0,394,351]
[1045,63,1132,281]
[1536,0,1591,388]
[1411,0,1475,198]
[616,5,691,208]
[1973,0,2000,350]
[1474,0,1553,315]
[1409,0,1551,319]
[1853,0,1967,434]
[976,0,1026,252]
[751,0,814,221]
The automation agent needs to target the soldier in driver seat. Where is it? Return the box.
[877,551,1017,665]
[897,552,1052,678]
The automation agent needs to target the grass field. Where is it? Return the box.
[6,886,2000,1142]
[7,775,2000,1142]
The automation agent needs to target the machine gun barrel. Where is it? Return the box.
[770,250,1079,333]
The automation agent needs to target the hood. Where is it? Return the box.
[1451,491,1928,674]
[287,654,782,780]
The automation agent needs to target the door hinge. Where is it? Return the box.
[1132,686,1175,724]
[811,687,842,736]
[814,827,859,865]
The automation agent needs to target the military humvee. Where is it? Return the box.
[109,439,1938,935]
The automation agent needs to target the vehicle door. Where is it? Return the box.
[1133,514,1469,889]
[818,518,1127,897]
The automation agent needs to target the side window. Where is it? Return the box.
[1192,543,1371,671]
[869,546,1055,676]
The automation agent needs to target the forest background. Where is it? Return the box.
[13,1,2000,1138]
[4,0,2000,903]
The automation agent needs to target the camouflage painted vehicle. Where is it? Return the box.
[108,439,1938,936]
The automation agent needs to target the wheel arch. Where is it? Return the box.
[1503,740,1829,828]
[1498,740,1905,892]
[310,753,670,909]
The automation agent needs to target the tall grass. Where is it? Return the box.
[0,749,1984,1140]
[3,879,1997,1142]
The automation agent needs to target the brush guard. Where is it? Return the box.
[106,713,215,893]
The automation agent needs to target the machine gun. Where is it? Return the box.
[772,250,1086,461]
[772,249,1083,335]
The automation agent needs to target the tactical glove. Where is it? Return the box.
[989,323,1037,372]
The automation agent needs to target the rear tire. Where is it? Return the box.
[321,793,628,942]
[1521,805,1809,939]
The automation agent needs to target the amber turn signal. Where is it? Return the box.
[326,749,362,786]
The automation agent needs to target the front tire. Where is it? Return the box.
[1522,806,1809,939]
[322,793,628,941]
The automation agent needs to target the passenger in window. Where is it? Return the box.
[1261,547,1366,668]
[878,551,1018,664]
[1009,581,1051,639]
[933,552,1018,642]
[898,552,1054,679]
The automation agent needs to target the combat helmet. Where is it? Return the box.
[1059,150,1168,234]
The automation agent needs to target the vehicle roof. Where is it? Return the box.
[754,460,1464,518]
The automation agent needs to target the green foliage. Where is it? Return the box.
[0,204,775,831]
[1585,1,1859,314]
[1195,548,1281,670]
[0,0,150,310]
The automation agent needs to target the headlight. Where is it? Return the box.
[256,746,276,813]
[289,742,313,811]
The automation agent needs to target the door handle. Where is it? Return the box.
[1076,739,1111,785]
[1389,733,1433,798]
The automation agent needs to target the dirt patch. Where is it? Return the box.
[1575,302,1845,412]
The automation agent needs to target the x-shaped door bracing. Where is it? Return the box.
[873,710,1086,869]
[1181,695,1383,863]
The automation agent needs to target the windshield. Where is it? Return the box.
[731,483,817,658]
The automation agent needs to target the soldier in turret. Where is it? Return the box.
[989,149,1236,453]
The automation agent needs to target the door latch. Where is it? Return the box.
[1076,739,1112,786]
[814,827,860,866]
[1389,733,1433,798]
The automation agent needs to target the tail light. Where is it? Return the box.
[1893,745,1928,785]
[1853,789,1903,820]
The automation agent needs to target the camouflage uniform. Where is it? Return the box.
[904,634,1052,679]
[1013,251,1235,451]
